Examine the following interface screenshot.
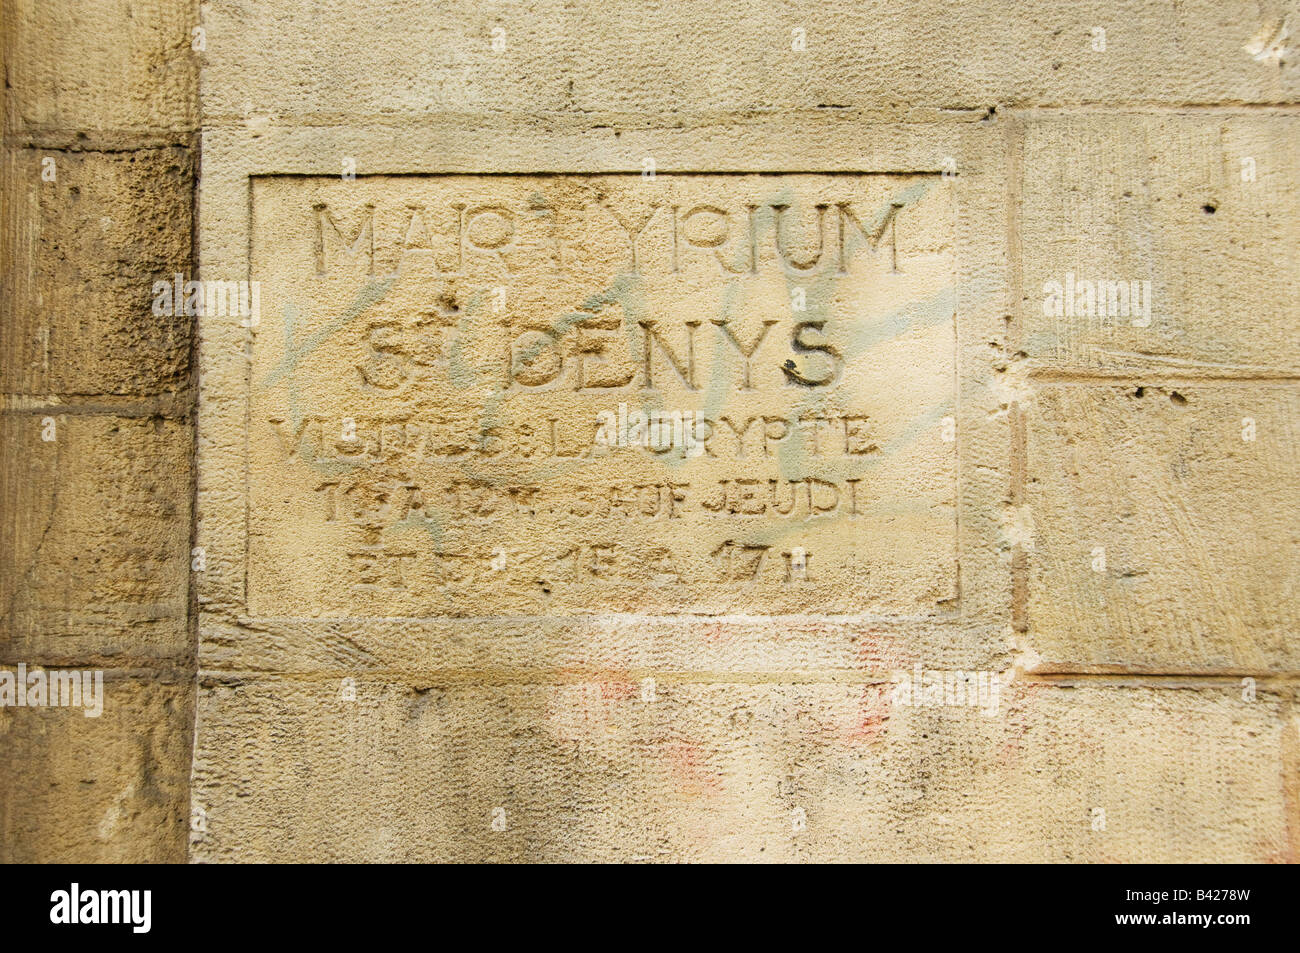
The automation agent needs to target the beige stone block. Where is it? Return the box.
[0,146,194,396]
[2,0,197,135]
[0,672,191,863]
[190,675,1291,862]
[198,1,1298,124]
[1018,112,1300,374]
[0,412,192,662]
[1023,384,1299,671]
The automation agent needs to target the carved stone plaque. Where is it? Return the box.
[247,174,957,617]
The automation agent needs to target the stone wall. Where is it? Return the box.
[3,0,1297,862]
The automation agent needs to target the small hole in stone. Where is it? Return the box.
[1170,391,1187,406]
[1202,203,1217,214]
[1133,386,1145,398]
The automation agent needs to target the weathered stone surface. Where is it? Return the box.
[191,676,1293,862]
[0,146,194,397]
[2,0,198,136]
[0,412,192,662]
[0,673,191,863]
[199,0,1299,123]
[1017,112,1300,375]
[1023,383,1299,672]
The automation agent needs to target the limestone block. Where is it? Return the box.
[1023,384,1299,671]
[2,0,198,135]
[198,1,1298,123]
[0,672,191,863]
[1018,112,1300,374]
[190,675,1292,862]
[0,146,194,396]
[0,412,192,662]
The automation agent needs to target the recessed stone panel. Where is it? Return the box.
[247,174,958,617]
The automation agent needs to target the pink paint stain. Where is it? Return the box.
[845,684,894,745]
[663,735,724,797]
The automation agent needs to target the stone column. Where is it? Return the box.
[0,0,198,862]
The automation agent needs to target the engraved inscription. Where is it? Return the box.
[249,174,958,616]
